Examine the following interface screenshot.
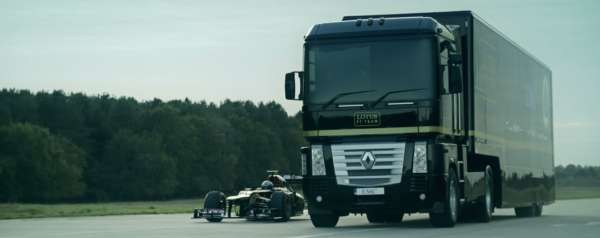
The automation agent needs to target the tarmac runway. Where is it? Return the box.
[1,198,599,238]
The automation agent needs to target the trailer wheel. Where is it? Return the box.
[270,191,291,222]
[534,204,543,217]
[429,168,459,227]
[475,166,494,222]
[515,206,535,217]
[204,191,225,222]
[310,213,339,228]
[515,203,543,217]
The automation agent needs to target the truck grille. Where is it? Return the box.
[331,142,405,187]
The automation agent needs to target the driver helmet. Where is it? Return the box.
[261,180,274,190]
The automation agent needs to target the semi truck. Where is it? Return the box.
[284,11,554,228]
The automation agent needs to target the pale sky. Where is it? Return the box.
[1,0,599,166]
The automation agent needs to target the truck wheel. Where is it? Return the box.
[270,191,291,221]
[429,168,459,227]
[366,211,386,223]
[385,213,404,223]
[310,213,339,227]
[475,166,494,222]
[204,191,225,222]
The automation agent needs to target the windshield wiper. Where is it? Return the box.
[370,88,426,108]
[321,90,375,110]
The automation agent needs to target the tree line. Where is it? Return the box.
[0,89,305,202]
[554,164,600,187]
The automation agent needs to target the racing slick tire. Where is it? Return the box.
[204,191,225,222]
[429,168,459,227]
[270,191,292,222]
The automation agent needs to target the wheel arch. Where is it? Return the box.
[469,154,502,208]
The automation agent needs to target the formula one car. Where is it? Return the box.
[192,171,304,222]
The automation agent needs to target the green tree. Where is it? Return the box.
[0,123,86,202]
[91,130,177,200]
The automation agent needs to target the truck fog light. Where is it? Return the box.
[412,142,428,173]
[419,193,426,200]
[316,195,323,203]
[311,145,326,176]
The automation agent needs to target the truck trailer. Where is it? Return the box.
[284,11,554,228]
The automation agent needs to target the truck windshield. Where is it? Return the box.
[306,37,436,105]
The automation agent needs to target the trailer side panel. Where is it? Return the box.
[472,16,554,207]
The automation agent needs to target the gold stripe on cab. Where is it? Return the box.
[303,126,460,137]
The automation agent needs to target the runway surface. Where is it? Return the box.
[1,198,599,238]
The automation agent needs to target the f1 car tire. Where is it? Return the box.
[270,191,291,221]
[204,191,225,222]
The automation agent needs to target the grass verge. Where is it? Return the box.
[0,199,202,220]
[556,186,600,200]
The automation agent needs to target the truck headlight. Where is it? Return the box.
[311,145,326,176]
[412,141,428,173]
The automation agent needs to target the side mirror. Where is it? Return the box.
[285,71,303,100]
[448,54,463,93]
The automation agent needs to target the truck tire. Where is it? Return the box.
[366,211,404,223]
[270,191,291,221]
[429,168,459,227]
[366,211,386,223]
[474,166,494,222]
[204,191,225,222]
[310,213,339,227]
[386,213,404,223]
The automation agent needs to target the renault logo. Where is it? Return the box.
[361,151,376,170]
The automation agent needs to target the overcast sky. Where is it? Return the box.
[1,0,599,166]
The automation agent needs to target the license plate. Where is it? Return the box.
[354,187,384,196]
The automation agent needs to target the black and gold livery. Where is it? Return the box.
[285,11,554,228]
[192,171,305,222]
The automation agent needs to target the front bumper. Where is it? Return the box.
[303,174,446,214]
